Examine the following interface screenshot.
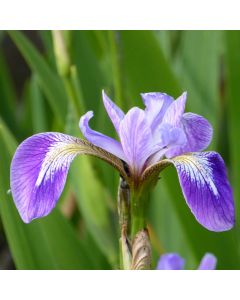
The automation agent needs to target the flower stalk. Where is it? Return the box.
[118,176,152,269]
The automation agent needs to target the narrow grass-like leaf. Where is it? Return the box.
[66,104,119,267]
[8,30,67,127]
[225,31,240,218]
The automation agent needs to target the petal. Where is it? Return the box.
[156,253,185,270]
[147,124,187,165]
[10,133,84,223]
[79,111,126,161]
[166,113,213,158]
[141,92,173,130]
[10,132,128,223]
[198,253,217,270]
[119,107,156,173]
[162,91,187,126]
[102,90,125,133]
[170,152,235,231]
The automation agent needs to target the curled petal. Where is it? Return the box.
[119,107,156,174]
[198,253,217,270]
[79,111,126,161]
[141,92,173,131]
[102,90,125,133]
[156,253,185,270]
[162,91,187,126]
[142,152,235,231]
[166,113,213,158]
[10,133,127,223]
[169,152,235,231]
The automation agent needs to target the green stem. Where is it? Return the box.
[131,190,148,239]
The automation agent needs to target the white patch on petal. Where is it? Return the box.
[35,135,80,187]
[173,154,219,197]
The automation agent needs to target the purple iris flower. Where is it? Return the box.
[156,252,217,270]
[10,91,235,231]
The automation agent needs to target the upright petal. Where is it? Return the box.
[156,253,185,270]
[102,90,125,133]
[79,111,126,161]
[11,133,85,223]
[166,113,213,158]
[147,124,187,165]
[198,253,217,270]
[119,107,156,174]
[169,152,235,231]
[141,92,173,130]
[162,92,187,126]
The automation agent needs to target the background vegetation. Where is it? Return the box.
[0,30,239,269]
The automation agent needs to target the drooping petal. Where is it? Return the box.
[10,132,128,223]
[169,152,235,231]
[198,253,217,270]
[102,90,125,133]
[166,113,213,158]
[141,92,173,130]
[119,107,156,173]
[156,253,185,270]
[10,133,84,223]
[162,91,187,126]
[79,111,126,161]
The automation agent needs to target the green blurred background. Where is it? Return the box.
[0,30,239,270]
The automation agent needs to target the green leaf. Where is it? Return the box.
[225,31,240,219]
[8,30,67,127]
[65,104,118,267]
[0,50,17,134]
[0,119,101,269]
[173,31,223,143]
[120,30,181,108]
[29,75,48,132]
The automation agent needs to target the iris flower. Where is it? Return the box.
[156,252,217,270]
[10,91,234,231]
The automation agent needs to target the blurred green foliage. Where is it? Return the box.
[0,30,239,269]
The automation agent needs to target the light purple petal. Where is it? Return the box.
[170,152,235,231]
[141,92,173,131]
[166,113,213,158]
[198,253,217,270]
[162,92,187,126]
[10,133,82,223]
[119,107,156,174]
[102,90,125,133]
[156,253,185,270]
[147,124,187,165]
[79,111,126,161]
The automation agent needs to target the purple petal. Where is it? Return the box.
[166,113,213,158]
[147,124,187,165]
[156,253,185,270]
[119,107,156,174]
[170,152,235,231]
[10,133,82,223]
[198,253,217,270]
[102,90,125,133]
[162,92,187,126]
[141,92,173,131]
[79,111,126,161]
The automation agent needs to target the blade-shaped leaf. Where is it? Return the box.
[8,30,67,127]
